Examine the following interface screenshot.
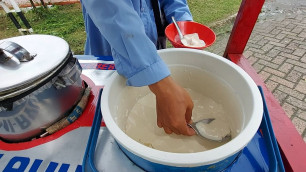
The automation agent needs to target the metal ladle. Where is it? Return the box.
[171,16,189,46]
[188,118,231,142]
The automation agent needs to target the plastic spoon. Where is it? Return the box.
[171,16,189,46]
[188,118,231,142]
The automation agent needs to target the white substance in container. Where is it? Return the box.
[181,33,206,47]
[196,119,231,142]
[125,88,232,153]
[115,65,243,154]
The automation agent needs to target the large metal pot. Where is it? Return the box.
[101,49,263,171]
[0,35,84,142]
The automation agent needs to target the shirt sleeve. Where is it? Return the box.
[159,0,193,22]
[81,0,170,87]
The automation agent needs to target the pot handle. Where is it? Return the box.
[0,41,36,63]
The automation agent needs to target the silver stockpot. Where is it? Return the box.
[0,35,84,142]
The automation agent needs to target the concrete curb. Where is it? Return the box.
[207,13,237,29]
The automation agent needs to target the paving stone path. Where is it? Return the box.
[207,0,306,142]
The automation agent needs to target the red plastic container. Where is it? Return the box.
[165,21,216,50]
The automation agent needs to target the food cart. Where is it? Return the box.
[0,0,305,171]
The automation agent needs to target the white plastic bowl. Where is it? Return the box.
[101,48,263,171]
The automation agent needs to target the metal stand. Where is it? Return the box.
[0,0,33,35]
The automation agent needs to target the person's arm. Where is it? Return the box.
[159,0,193,22]
[81,0,195,135]
[81,0,170,86]
[149,76,196,135]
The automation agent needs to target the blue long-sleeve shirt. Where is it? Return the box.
[80,0,192,86]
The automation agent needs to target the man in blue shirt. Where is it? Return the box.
[81,0,195,136]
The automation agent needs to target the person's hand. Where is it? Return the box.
[148,76,196,136]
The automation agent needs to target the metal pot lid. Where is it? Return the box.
[0,34,70,93]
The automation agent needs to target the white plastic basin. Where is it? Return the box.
[101,48,263,171]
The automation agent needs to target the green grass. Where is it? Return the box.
[0,1,241,54]
[0,4,86,54]
[187,0,242,24]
